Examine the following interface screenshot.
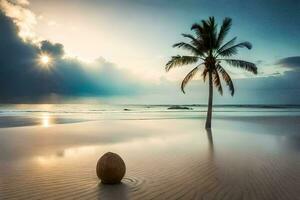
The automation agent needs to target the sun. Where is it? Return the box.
[41,55,50,64]
[38,54,52,66]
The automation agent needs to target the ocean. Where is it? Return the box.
[0,103,300,128]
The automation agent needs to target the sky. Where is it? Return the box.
[0,0,299,104]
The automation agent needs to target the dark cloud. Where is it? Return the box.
[40,40,64,57]
[277,56,300,69]
[0,12,139,103]
[219,65,300,104]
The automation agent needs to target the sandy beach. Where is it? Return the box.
[0,111,299,200]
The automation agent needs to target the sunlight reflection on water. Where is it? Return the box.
[42,114,50,128]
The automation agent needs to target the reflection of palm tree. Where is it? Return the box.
[166,17,257,129]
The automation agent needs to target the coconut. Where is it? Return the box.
[96,152,126,184]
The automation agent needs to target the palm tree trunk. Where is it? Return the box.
[205,71,213,129]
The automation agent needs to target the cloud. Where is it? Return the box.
[40,40,64,57]
[277,56,300,70]
[0,11,140,102]
[15,0,30,6]
[0,0,36,39]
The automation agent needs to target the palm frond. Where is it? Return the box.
[173,42,199,56]
[216,37,237,55]
[166,55,198,72]
[191,18,218,51]
[217,42,252,57]
[181,34,206,55]
[181,66,200,93]
[181,33,199,45]
[202,67,209,82]
[191,22,211,50]
[191,23,201,31]
[221,59,257,74]
[212,69,223,95]
[216,64,234,96]
[207,16,218,49]
[216,17,232,48]
[198,17,218,50]
[191,23,204,40]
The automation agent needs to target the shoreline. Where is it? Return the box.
[0,114,300,129]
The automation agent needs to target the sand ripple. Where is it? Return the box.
[1,119,300,199]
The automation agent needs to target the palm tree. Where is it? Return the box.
[166,17,257,129]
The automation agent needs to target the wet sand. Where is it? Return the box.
[0,117,299,199]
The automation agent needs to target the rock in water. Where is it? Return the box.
[96,152,126,184]
[167,105,191,110]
